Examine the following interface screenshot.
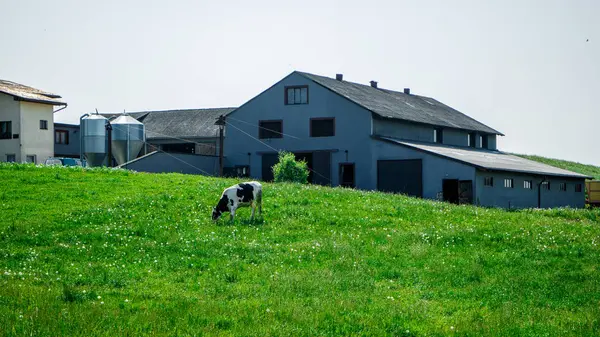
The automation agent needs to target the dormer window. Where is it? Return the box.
[482,135,489,149]
[468,132,476,148]
[285,86,308,105]
[433,128,443,144]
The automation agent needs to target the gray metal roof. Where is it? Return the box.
[297,72,502,135]
[376,136,592,179]
[102,108,236,139]
[0,79,66,106]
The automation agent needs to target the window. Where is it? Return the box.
[55,130,69,144]
[524,180,532,189]
[6,154,15,162]
[468,133,476,148]
[484,177,494,187]
[575,184,582,193]
[434,128,443,143]
[40,120,48,130]
[542,181,550,190]
[0,121,12,139]
[310,118,335,137]
[26,155,36,164]
[285,86,308,105]
[234,165,250,177]
[259,120,283,139]
[559,183,567,192]
[504,178,514,188]
[482,135,489,149]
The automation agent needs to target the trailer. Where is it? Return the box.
[586,181,600,207]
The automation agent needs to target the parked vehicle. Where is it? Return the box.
[586,181,600,207]
[44,157,84,167]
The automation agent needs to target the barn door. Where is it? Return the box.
[377,159,423,197]
[312,151,331,186]
[261,153,279,182]
[459,180,473,204]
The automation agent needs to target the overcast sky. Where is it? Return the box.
[1,0,598,165]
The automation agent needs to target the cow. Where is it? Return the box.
[212,181,262,222]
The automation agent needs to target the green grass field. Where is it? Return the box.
[515,154,600,180]
[1,163,599,336]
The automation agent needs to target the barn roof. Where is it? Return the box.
[297,72,502,135]
[0,79,67,106]
[375,136,592,179]
[102,108,236,139]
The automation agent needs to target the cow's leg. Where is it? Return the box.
[250,203,256,220]
[257,190,263,215]
[230,206,236,222]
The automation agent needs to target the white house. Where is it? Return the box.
[0,80,67,164]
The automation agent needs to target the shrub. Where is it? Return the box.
[272,152,309,184]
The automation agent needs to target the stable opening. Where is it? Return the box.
[339,163,355,188]
[443,179,460,204]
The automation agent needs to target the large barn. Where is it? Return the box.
[223,71,591,208]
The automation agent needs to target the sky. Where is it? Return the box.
[1,0,598,165]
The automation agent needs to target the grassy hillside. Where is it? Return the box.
[1,164,599,336]
[516,154,600,180]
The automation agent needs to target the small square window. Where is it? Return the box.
[310,118,335,137]
[504,178,514,188]
[559,183,567,192]
[26,155,36,164]
[259,120,283,139]
[524,180,532,189]
[575,184,582,193]
[40,120,48,130]
[0,121,12,139]
[542,181,550,190]
[285,86,308,105]
[6,154,16,162]
[55,130,69,144]
[484,177,494,187]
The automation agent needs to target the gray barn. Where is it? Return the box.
[223,71,590,208]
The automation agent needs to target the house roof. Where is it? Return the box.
[102,108,236,139]
[297,72,502,135]
[375,136,592,179]
[0,79,67,106]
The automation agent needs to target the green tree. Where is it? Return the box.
[272,152,309,184]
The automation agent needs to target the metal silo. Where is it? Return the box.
[80,113,108,167]
[110,114,145,166]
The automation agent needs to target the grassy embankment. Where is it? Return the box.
[1,163,599,336]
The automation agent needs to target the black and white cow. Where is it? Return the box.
[212,181,262,221]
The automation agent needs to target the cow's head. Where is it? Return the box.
[211,207,222,221]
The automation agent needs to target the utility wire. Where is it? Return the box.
[227,116,303,140]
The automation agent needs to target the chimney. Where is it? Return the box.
[336,74,343,81]
[404,88,410,95]
[370,81,378,88]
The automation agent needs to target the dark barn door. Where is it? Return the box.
[459,180,473,204]
[261,153,279,182]
[312,151,331,186]
[443,179,460,204]
[377,159,423,197]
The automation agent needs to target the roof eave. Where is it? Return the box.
[13,96,67,106]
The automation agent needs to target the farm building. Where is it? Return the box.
[223,71,591,208]
[96,108,235,174]
[0,79,67,164]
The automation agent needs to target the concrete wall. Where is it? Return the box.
[370,139,476,197]
[19,101,54,164]
[123,152,219,175]
[54,123,81,157]
[475,170,586,208]
[224,72,373,188]
[0,93,20,162]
